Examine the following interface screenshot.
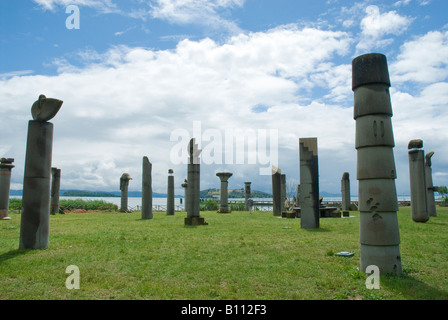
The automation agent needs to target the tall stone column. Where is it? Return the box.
[50,167,61,215]
[408,139,429,222]
[141,156,153,219]
[185,138,207,225]
[280,174,286,212]
[271,166,282,216]
[0,158,14,220]
[341,172,351,211]
[216,172,232,213]
[353,53,402,274]
[299,138,320,229]
[181,179,188,211]
[425,152,437,217]
[244,182,251,210]
[120,173,132,212]
[20,94,63,250]
[167,169,175,215]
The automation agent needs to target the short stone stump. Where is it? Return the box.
[185,216,208,226]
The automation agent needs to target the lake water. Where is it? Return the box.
[10,195,412,211]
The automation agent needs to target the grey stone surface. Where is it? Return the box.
[244,182,251,211]
[408,145,429,222]
[120,173,132,212]
[0,158,14,220]
[185,138,207,225]
[167,169,175,215]
[280,174,286,212]
[299,137,320,229]
[353,53,402,275]
[425,152,437,217]
[216,172,232,213]
[50,167,61,215]
[141,156,153,219]
[341,172,351,211]
[20,94,63,249]
[271,166,282,216]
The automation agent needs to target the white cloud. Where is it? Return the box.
[148,0,245,34]
[356,5,413,53]
[391,30,448,83]
[33,0,118,12]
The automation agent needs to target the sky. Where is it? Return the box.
[1,0,448,197]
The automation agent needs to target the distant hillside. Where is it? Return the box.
[200,188,272,199]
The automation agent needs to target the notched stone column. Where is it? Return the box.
[408,139,429,222]
[353,53,402,275]
[299,137,320,229]
[20,94,63,249]
[425,152,437,218]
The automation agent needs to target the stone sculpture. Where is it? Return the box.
[244,182,251,211]
[50,167,61,215]
[167,169,175,215]
[141,156,153,219]
[185,138,207,225]
[216,172,232,213]
[0,158,14,220]
[271,166,282,216]
[352,53,402,274]
[408,139,429,222]
[120,173,132,212]
[425,152,437,217]
[299,138,320,229]
[341,172,351,211]
[20,94,63,249]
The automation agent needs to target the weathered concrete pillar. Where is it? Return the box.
[244,182,251,210]
[425,152,437,217]
[167,169,175,215]
[50,167,61,215]
[408,139,429,222]
[20,94,62,249]
[353,53,402,275]
[216,172,232,213]
[280,174,286,212]
[185,138,207,225]
[299,138,320,229]
[120,173,132,212]
[141,156,153,219]
[181,179,188,211]
[341,172,351,211]
[296,184,300,206]
[271,166,282,216]
[0,158,14,220]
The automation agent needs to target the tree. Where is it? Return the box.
[437,186,448,202]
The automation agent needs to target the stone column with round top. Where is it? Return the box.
[167,169,175,215]
[352,53,402,275]
[120,173,132,212]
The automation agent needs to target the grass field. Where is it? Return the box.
[1,206,447,300]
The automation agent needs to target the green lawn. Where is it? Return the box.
[1,207,447,300]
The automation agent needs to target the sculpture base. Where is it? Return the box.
[185,216,208,226]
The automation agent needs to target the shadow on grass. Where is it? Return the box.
[304,228,331,233]
[380,273,448,300]
[0,249,33,265]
